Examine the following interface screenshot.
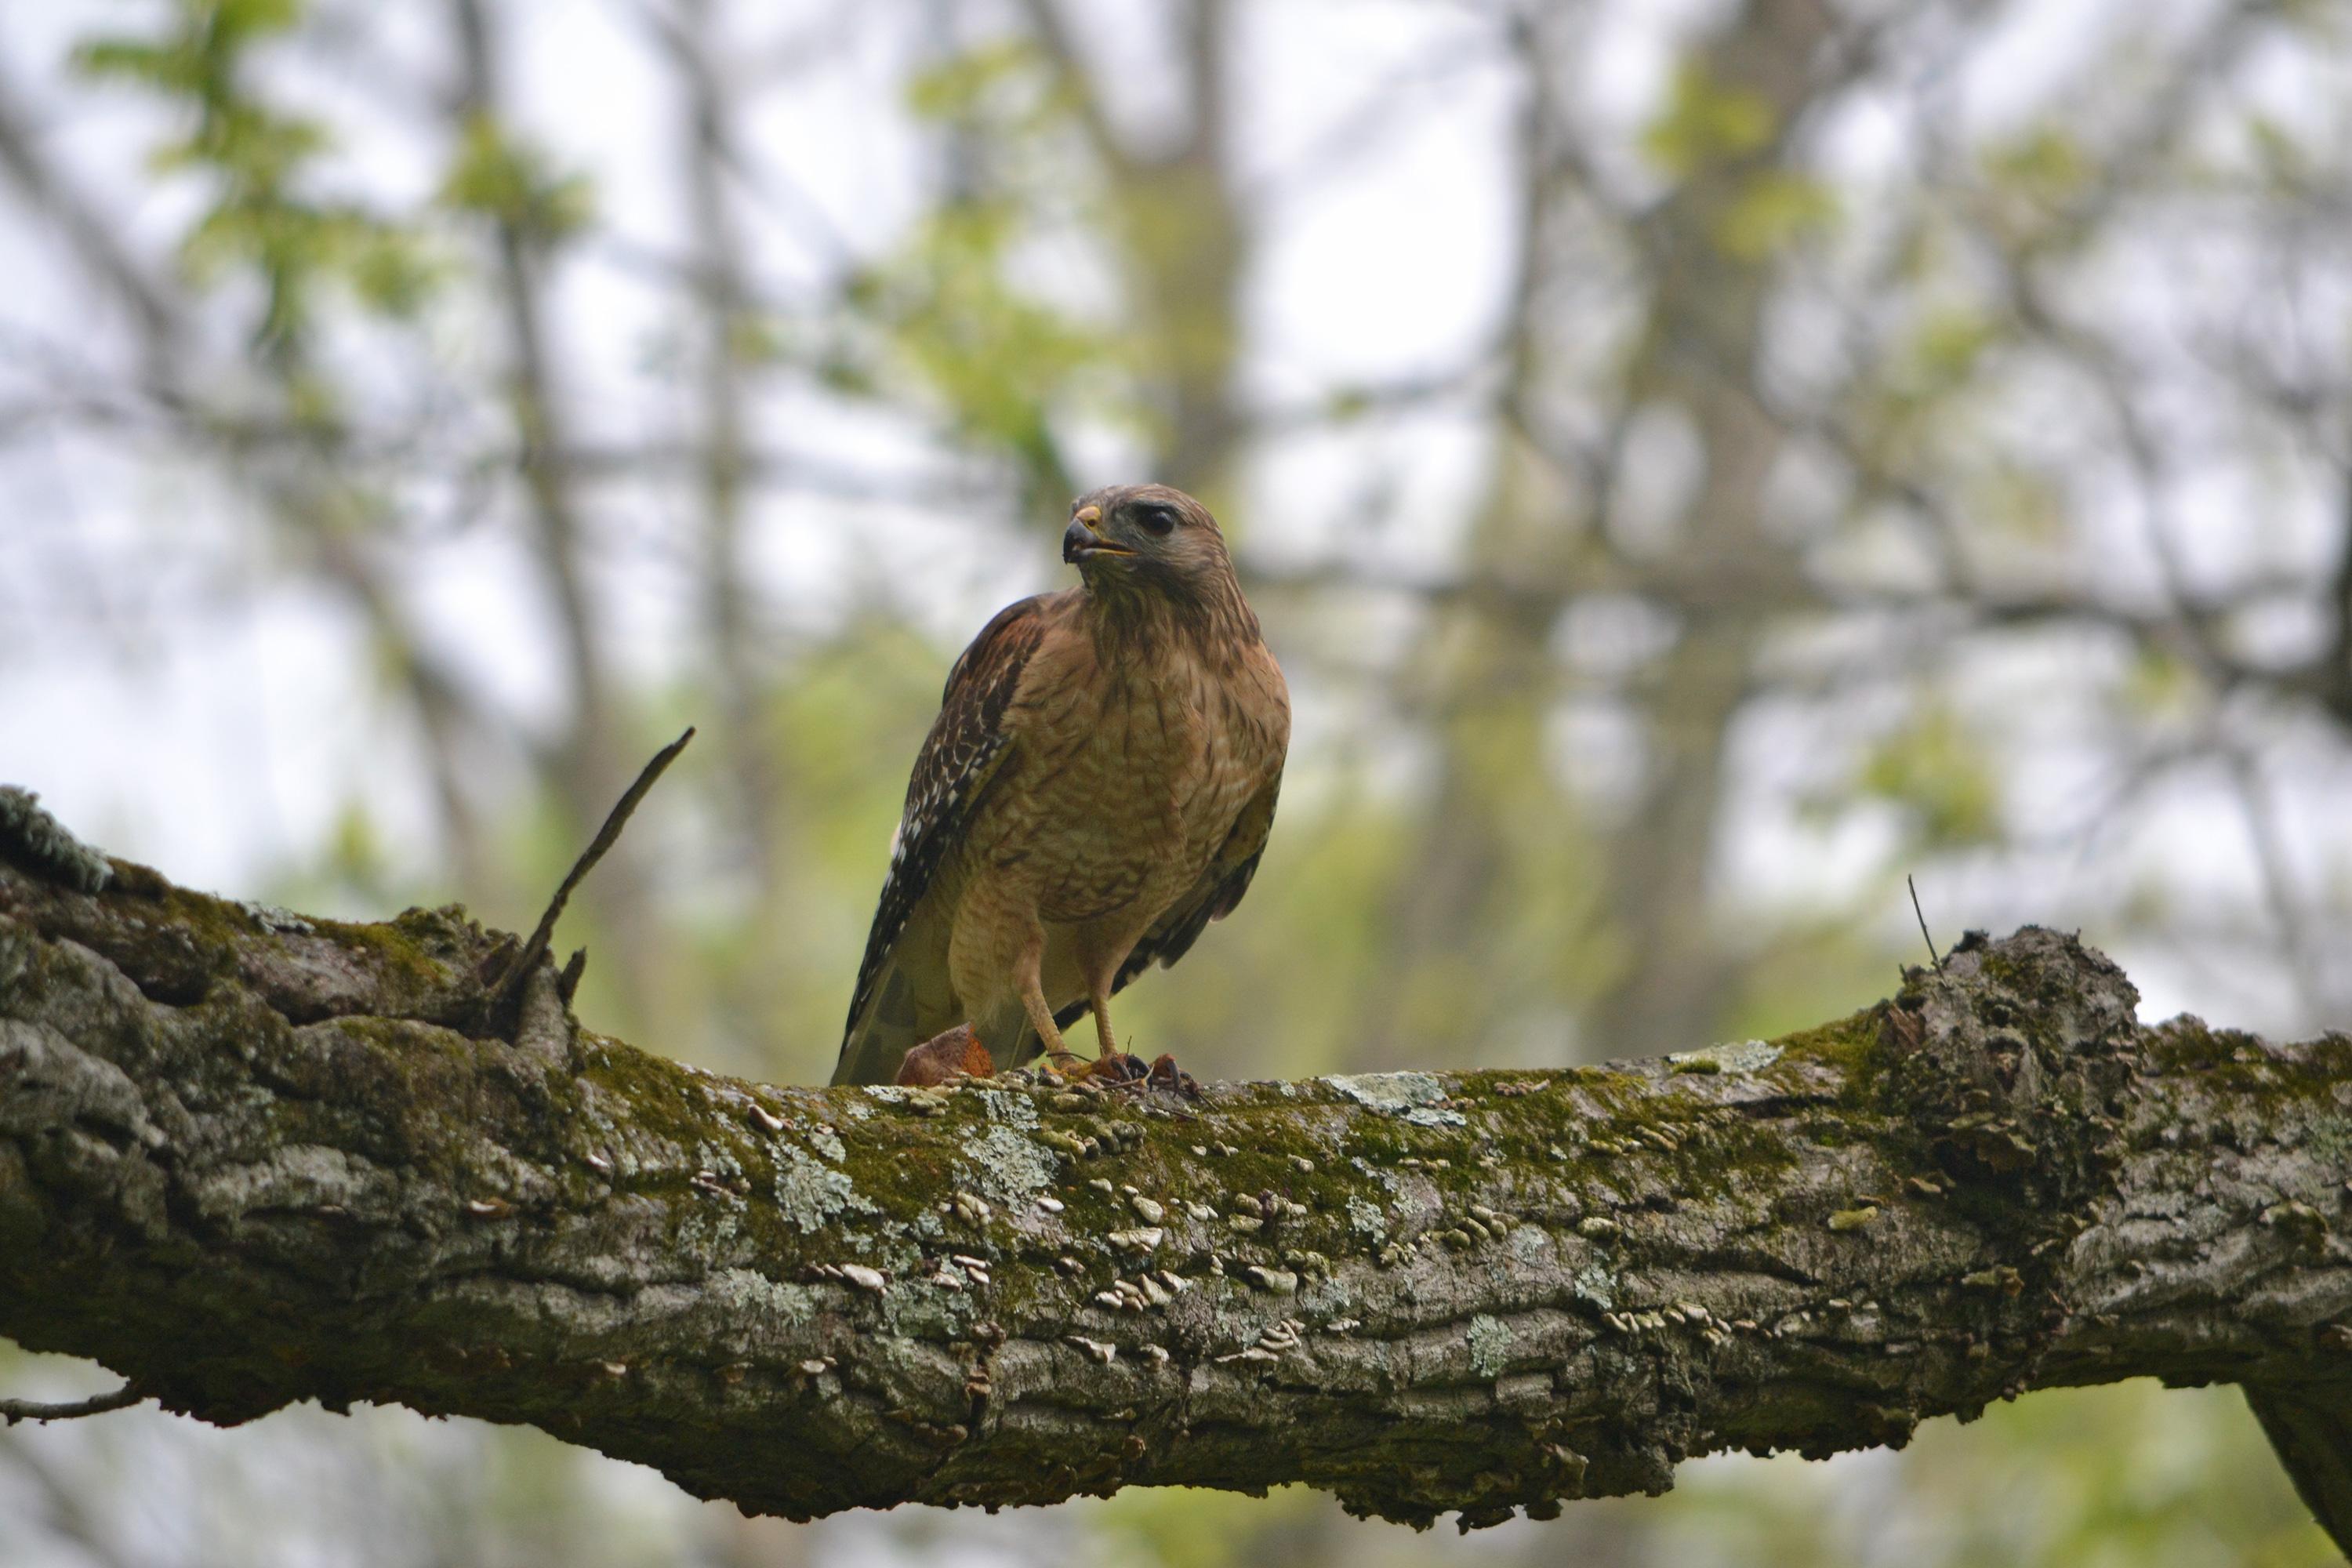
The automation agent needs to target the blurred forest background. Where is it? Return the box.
[2,0,2350,1562]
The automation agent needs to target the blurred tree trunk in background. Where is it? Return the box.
[448,0,663,1029]
[1579,0,1831,1059]
[1358,0,1835,1067]
[1018,0,1247,505]
[649,0,794,1065]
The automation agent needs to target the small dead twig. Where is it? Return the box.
[557,946,588,1003]
[489,728,695,1017]
[2,1384,143,1425]
[1907,875,1944,974]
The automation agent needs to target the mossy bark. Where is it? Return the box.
[2,844,2347,1539]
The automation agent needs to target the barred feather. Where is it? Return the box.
[833,596,1052,1084]
[1051,786,1277,1032]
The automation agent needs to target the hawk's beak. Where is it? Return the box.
[1062,507,1131,564]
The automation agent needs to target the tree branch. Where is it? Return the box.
[486,725,695,1022]
[0,821,2347,1538]
[0,1385,143,1425]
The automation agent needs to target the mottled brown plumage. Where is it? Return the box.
[833,485,1289,1085]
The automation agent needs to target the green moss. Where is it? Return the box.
[1773,1006,1883,1078]
[357,906,482,982]
[2144,1026,2352,1209]
[2147,1016,2351,1098]
[146,885,252,970]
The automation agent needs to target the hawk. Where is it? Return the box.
[832,484,1289,1085]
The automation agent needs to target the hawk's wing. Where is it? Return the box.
[1054,769,1283,1031]
[836,595,1051,1078]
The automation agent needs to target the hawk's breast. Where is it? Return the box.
[978,641,1270,927]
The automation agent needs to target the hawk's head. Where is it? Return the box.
[1061,485,1236,605]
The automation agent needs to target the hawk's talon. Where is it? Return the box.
[1090,1051,1152,1087]
[1144,1052,1201,1098]
[1077,1051,1199,1098]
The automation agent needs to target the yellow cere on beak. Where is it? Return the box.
[1076,505,1102,524]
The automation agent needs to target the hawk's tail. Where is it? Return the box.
[832,960,1065,1084]
[832,957,922,1086]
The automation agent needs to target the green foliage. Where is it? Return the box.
[1643,60,1777,178]
[2120,647,2205,724]
[1969,461,2071,543]
[852,198,1127,481]
[904,37,1059,136]
[860,38,1147,486]
[1091,1483,1334,1568]
[439,113,594,247]
[1984,126,2091,214]
[1909,306,2002,389]
[1655,1382,2336,1568]
[74,0,435,350]
[74,0,304,97]
[1854,702,2002,849]
[1715,169,1839,260]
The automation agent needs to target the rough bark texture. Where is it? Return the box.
[1,810,2348,1541]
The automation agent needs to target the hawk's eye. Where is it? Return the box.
[1134,502,1178,536]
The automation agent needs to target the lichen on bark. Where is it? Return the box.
[0,835,2347,1541]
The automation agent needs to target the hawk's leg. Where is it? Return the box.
[1087,985,1119,1058]
[1067,925,1138,1066]
[1014,933,1081,1069]
[1080,975,1194,1094]
[1021,988,1082,1071]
